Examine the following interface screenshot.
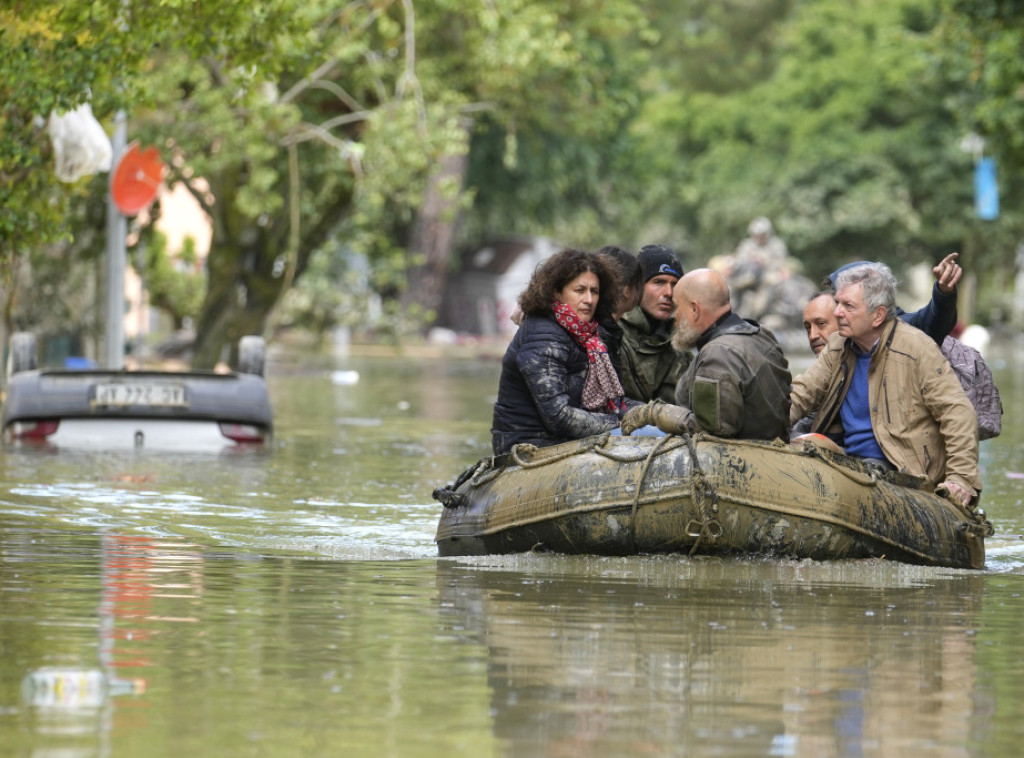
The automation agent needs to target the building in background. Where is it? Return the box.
[437,236,558,339]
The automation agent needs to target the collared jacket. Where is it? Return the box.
[673,312,791,440]
[789,319,980,495]
[491,313,622,456]
[791,284,960,440]
[618,305,691,403]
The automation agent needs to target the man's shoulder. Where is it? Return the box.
[702,316,766,349]
[715,316,761,337]
[621,307,676,350]
[620,307,651,334]
[890,319,945,357]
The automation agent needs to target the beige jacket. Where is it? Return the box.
[789,319,980,496]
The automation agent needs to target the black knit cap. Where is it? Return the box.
[638,244,683,283]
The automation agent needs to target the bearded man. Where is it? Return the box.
[621,268,791,440]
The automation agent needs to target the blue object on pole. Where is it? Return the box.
[975,156,999,220]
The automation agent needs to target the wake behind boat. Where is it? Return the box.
[433,433,992,569]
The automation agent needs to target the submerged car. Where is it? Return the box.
[2,333,273,450]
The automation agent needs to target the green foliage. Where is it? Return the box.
[7,0,1024,347]
[934,0,1024,278]
[633,0,985,283]
[461,0,656,249]
[0,0,305,255]
[138,232,206,329]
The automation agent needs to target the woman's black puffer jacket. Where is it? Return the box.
[491,312,619,456]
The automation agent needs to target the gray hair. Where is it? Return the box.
[833,262,897,322]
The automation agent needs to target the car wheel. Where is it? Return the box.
[7,332,38,376]
[238,336,266,377]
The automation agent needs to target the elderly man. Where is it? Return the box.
[803,252,963,356]
[789,262,980,508]
[617,244,691,403]
[621,268,791,440]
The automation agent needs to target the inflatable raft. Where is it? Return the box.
[433,434,992,569]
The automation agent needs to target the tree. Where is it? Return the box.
[128,0,658,362]
[631,0,985,286]
[934,0,1024,304]
[2,0,657,365]
[0,0,308,358]
[140,233,206,330]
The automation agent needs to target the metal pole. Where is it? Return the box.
[105,111,127,369]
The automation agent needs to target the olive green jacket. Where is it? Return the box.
[673,312,791,440]
[789,319,980,495]
[618,306,691,403]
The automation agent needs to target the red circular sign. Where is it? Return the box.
[111,142,164,215]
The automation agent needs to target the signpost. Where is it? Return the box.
[105,120,164,369]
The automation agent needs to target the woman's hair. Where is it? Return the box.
[596,245,642,312]
[518,248,621,322]
[834,262,898,322]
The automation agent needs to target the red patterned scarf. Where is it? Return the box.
[552,301,627,414]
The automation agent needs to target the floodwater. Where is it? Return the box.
[2,341,1024,757]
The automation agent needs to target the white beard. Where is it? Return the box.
[672,318,701,351]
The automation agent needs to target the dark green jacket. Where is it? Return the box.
[618,306,691,403]
[674,312,791,440]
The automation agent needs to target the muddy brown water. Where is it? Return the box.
[2,343,1024,757]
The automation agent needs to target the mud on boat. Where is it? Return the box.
[433,434,992,569]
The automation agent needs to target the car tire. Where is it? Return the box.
[238,336,266,377]
[8,332,38,376]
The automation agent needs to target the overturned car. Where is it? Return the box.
[2,333,273,451]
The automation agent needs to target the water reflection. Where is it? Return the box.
[438,557,989,757]
[1,345,1024,757]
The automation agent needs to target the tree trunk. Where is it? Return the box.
[192,229,286,369]
[401,124,471,330]
[191,165,354,369]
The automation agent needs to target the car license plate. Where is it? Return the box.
[92,383,188,407]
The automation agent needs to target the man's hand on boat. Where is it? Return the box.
[937,480,974,509]
[620,400,691,436]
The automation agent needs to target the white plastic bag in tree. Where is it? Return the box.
[48,103,113,182]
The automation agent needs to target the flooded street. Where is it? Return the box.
[2,343,1024,757]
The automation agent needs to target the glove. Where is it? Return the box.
[649,402,691,435]
[619,402,655,436]
[620,401,692,436]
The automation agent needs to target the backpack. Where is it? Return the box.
[941,336,1003,440]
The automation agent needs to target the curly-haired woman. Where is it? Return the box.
[491,248,638,456]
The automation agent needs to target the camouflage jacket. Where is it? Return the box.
[618,306,691,404]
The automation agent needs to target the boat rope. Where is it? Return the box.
[434,457,504,507]
[628,433,675,553]
[798,439,890,488]
[685,434,722,555]
[509,434,613,468]
[440,435,688,509]
[594,436,688,462]
[468,458,506,487]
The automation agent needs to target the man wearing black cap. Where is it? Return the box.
[617,244,691,403]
